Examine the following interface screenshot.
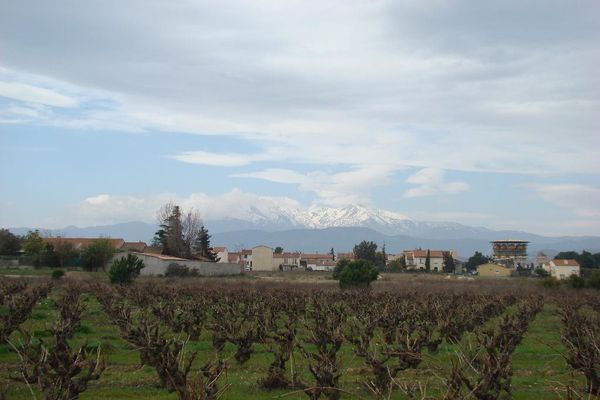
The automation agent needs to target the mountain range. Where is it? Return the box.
[8,204,600,259]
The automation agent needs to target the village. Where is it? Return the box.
[6,235,580,282]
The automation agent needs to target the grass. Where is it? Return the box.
[0,275,593,399]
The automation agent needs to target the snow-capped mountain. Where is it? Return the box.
[205,203,491,237]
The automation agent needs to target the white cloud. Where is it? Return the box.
[234,165,396,206]
[0,1,597,176]
[0,81,78,107]
[404,168,470,198]
[530,184,600,218]
[74,189,302,226]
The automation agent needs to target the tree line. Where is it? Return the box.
[0,228,115,271]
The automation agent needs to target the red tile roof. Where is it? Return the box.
[551,259,579,267]
[213,246,227,253]
[406,250,444,258]
[122,241,147,252]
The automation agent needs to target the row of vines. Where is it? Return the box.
[1,278,599,399]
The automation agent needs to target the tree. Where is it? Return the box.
[387,259,404,272]
[81,239,115,271]
[154,203,205,258]
[196,226,219,261]
[274,246,283,254]
[353,241,378,264]
[330,247,335,261]
[53,238,77,268]
[23,230,43,256]
[465,251,492,271]
[332,258,350,280]
[425,249,431,272]
[109,254,145,284]
[0,229,21,255]
[182,209,202,258]
[336,260,378,288]
[442,251,455,273]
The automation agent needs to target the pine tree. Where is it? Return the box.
[154,205,186,257]
[196,226,219,262]
[425,249,431,272]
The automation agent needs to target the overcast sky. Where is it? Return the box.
[1,0,599,235]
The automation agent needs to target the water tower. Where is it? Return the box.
[490,240,529,268]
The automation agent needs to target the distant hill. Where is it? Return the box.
[211,227,600,258]
[8,204,599,259]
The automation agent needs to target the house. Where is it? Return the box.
[122,241,148,252]
[42,237,125,251]
[535,251,548,267]
[213,247,228,263]
[403,249,456,271]
[336,252,355,261]
[240,249,252,269]
[300,253,336,271]
[310,260,337,272]
[228,252,240,264]
[274,252,301,270]
[251,245,278,271]
[547,259,580,280]
[477,263,512,277]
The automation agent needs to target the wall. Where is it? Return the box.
[477,263,511,277]
[110,252,242,276]
[251,246,275,271]
[551,266,580,280]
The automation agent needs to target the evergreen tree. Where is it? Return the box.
[196,226,219,262]
[154,205,187,257]
[442,251,455,273]
[330,247,335,261]
[425,249,431,272]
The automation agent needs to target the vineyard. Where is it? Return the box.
[0,277,599,399]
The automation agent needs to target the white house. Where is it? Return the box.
[403,249,454,271]
[547,259,580,280]
[213,247,228,263]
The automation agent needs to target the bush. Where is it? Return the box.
[109,254,145,285]
[566,274,586,289]
[539,276,560,288]
[534,268,549,277]
[332,259,350,280]
[165,263,198,278]
[336,260,378,289]
[587,270,600,289]
[52,269,65,280]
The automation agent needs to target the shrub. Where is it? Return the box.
[587,270,600,289]
[108,254,145,285]
[336,260,378,288]
[52,269,65,280]
[332,259,350,280]
[534,268,549,277]
[567,274,586,289]
[539,276,560,288]
[164,263,198,277]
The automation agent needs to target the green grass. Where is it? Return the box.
[0,281,592,399]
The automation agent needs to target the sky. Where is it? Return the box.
[0,0,599,236]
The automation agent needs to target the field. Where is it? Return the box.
[0,271,599,399]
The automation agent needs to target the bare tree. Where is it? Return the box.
[182,209,203,257]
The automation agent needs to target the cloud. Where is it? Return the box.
[404,168,470,198]
[530,184,600,218]
[0,81,78,107]
[234,165,396,206]
[0,0,598,176]
[75,190,302,226]
[170,151,256,167]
